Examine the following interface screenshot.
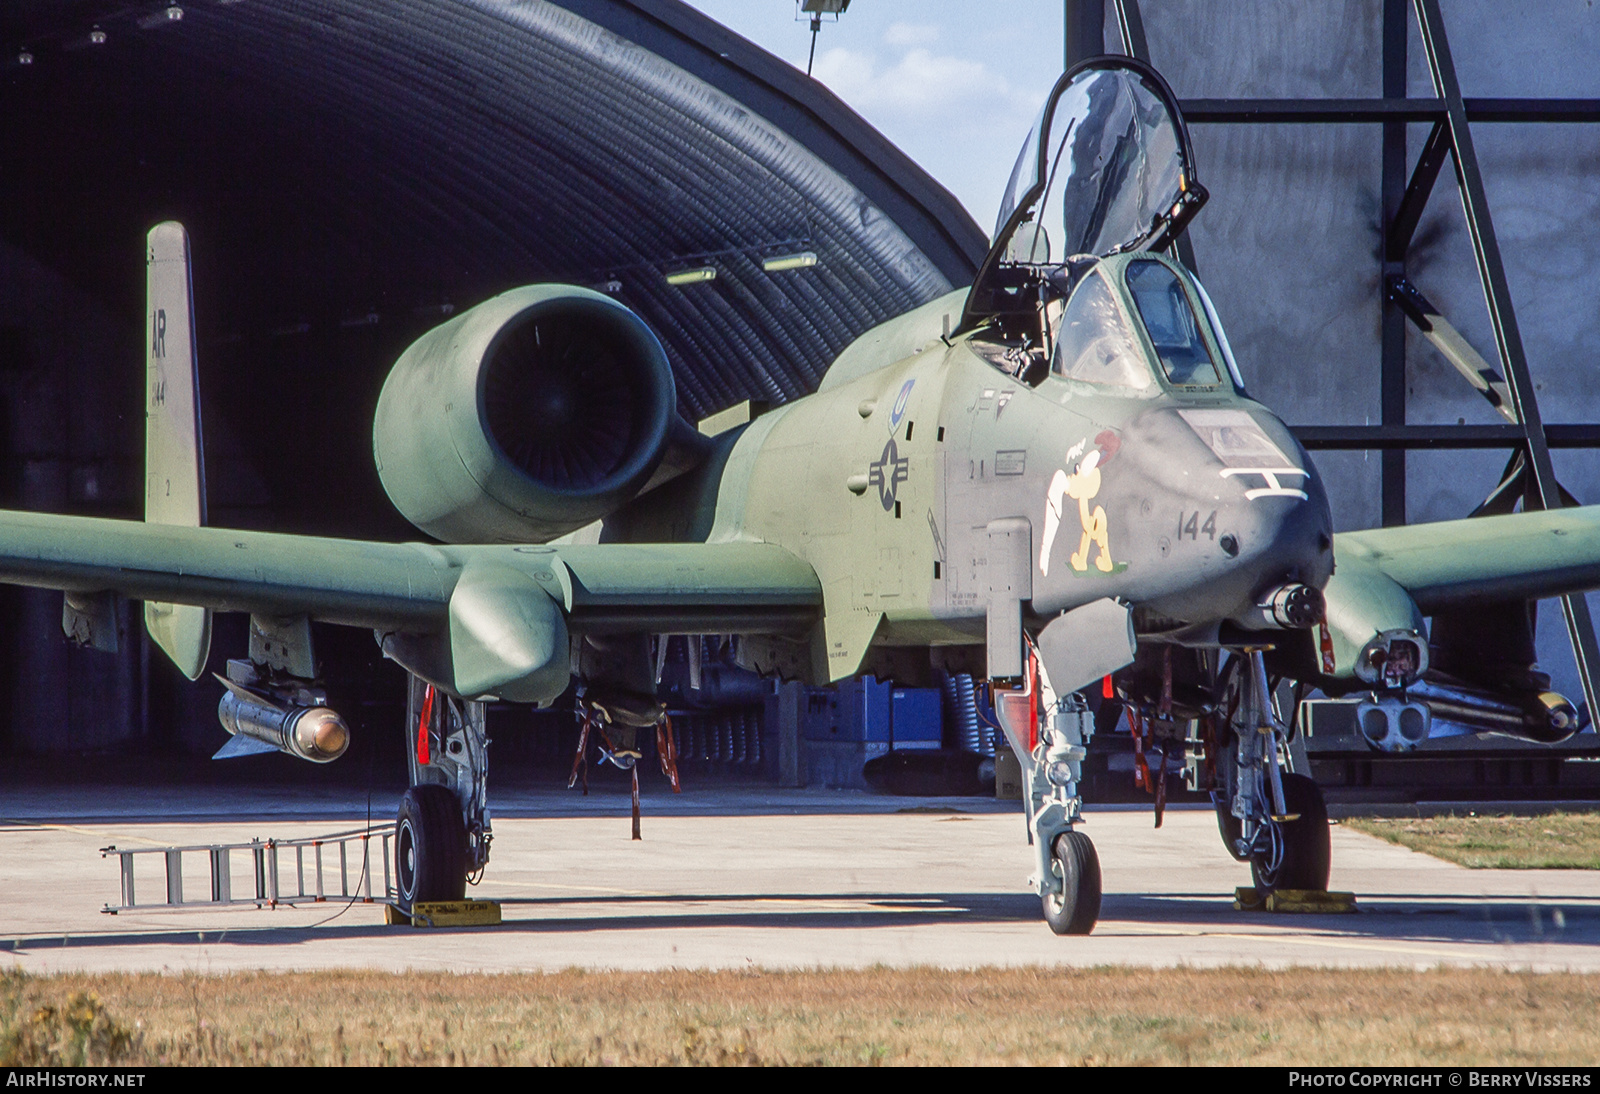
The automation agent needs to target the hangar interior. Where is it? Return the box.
[2,0,1598,802]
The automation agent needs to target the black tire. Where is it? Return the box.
[396,784,467,910]
[1250,772,1330,893]
[1041,830,1102,935]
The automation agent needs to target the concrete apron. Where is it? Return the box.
[2,786,1598,974]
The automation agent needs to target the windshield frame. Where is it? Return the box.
[1122,256,1227,390]
[1047,265,1158,394]
[1041,253,1231,399]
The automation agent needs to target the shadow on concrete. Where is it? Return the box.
[6,889,1597,955]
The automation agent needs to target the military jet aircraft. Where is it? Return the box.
[5,57,1599,934]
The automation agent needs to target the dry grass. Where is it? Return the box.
[1344,812,1600,869]
[4,966,1600,1065]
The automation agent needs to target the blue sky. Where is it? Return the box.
[681,2,1070,231]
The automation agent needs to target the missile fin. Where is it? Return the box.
[212,733,278,760]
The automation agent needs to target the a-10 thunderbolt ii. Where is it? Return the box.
[3,57,1597,934]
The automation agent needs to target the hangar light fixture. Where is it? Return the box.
[137,6,184,30]
[762,251,818,273]
[64,28,108,50]
[665,267,717,286]
[7,51,33,69]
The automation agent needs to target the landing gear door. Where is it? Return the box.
[961,57,1205,332]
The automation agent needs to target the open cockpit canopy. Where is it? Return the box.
[961,57,1205,336]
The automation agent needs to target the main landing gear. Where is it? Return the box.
[1210,650,1331,894]
[396,784,467,906]
[397,676,491,911]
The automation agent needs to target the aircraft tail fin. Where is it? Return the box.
[143,221,213,680]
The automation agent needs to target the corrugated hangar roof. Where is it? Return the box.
[0,0,986,421]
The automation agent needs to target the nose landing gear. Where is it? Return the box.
[1247,772,1330,892]
[993,656,1103,936]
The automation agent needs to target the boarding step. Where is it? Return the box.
[100,824,397,914]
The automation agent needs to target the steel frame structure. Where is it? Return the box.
[1092,0,1600,719]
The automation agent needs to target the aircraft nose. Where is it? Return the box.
[1224,464,1333,592]
[1205,414,1334,622]
[1118,406,1333,630]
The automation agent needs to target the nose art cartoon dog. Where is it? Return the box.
[1041,430,1120,576]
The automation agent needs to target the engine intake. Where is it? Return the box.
[374,285,677,543]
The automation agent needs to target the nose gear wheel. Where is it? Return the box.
[1042,830,1102,935]
[1213,652,1334,895]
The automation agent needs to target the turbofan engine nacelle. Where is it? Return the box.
[374,285,677,543]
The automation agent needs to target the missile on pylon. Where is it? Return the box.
[214,673,350,763]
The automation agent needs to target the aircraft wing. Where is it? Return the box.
[0,507,821,702]
[1335,505,1600,613]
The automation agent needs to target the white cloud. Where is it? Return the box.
[812,46,1038,120]
[883,21,940,48]
[808,39,1053,225]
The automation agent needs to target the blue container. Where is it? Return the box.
[890,688,943,750]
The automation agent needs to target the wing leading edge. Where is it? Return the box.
[0,507,821,703]
[1336,506,1600,613]
[1318,505,1600,684]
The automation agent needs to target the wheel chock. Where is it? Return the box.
[385,899,502,927]
[1233,887,1356,913]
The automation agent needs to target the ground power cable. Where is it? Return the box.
[306,707,382,930]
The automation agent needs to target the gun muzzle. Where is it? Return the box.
[1239,582,1324,630]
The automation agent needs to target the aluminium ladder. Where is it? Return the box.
[100,824,396,913]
